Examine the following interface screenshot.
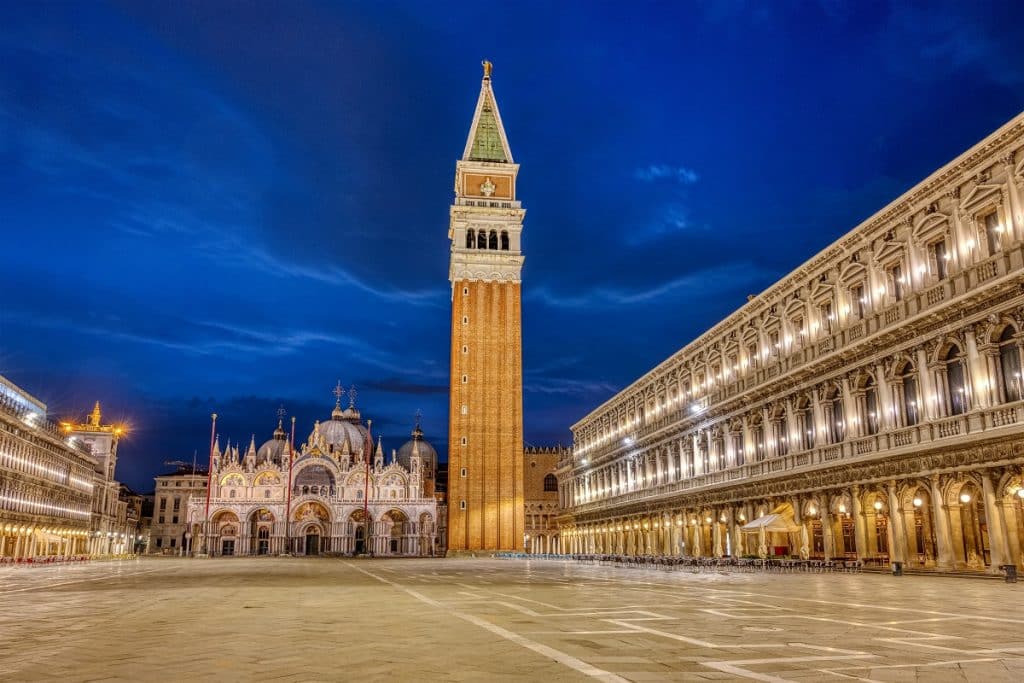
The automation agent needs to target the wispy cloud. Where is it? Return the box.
[530,262,776,309]
[525,376,620,397]
[628,164,703,244]
[634,164,700,184]
[626,202,709,245]
[1,311,441,382]
[202,241,446,307]
[358,378,448,395]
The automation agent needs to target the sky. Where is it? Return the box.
[2,1,1024,491]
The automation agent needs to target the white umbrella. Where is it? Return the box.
[758,525,768,559]
[799,524,810,560]
[713,523,723,558]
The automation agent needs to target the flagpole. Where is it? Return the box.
[285,416,296,555]
[202,413,217,555]
[364,419,372,555]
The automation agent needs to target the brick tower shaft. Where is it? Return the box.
[447,61,525,553]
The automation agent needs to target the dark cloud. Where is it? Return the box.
[358,379,449,396]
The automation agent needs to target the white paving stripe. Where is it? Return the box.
[345,562,628,683]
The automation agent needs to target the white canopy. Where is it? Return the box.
[740,513,801,533]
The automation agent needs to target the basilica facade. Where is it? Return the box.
[558,111,1024,574]
[188,389,439,557]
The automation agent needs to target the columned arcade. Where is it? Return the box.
[559,111,1024,575]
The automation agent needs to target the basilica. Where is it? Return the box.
[188,387,439,557]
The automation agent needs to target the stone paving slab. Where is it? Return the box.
[1,558,1023,681]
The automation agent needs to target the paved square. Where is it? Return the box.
[2,558,1024,682]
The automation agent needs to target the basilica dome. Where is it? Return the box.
[396,422,437,471]
[257,420,289,463]
[313,395,368,454]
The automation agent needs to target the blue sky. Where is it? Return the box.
[2,1,1023,490]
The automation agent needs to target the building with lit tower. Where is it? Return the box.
[1,375,134,560]
[559,111,1024,575]
[446,61,526,554]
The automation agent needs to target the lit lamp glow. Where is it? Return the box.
[960,492,972,503]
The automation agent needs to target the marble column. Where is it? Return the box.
[887,481,906,565]
[821,497,834,561]
[851,486,867,560]
[982,471,1009,573]
[930,475,955,570]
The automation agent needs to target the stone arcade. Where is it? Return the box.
[559,111,1024,575]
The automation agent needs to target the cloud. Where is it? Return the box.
[1,310,435,382]
[634,164,700,184]
[202,241,446,307]
[358,378,448,395]
[524,376,620,397]
[530,262,776,309]
[627,203,709,245]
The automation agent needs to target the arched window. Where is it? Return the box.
[771,405,788,456]
[823,386,845,444]
[500,231,509,250]
[864,377,879,435]
[797,395,815,450]
[898,362,919,426]
[477,231,486,249]
[229,490,236,499]
[489,230,498,249]
[750,415,765,461]
[543,474,557,492]
[466,230,475,249]
[731,429,744,466]
[999,326,1022,402]
[945,344,967,415]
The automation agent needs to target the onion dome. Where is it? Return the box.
[396,416,437,472]
[313,385,367,454]
[258,418,289,463]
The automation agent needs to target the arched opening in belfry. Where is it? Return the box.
[466,230,475,249]
[500,231,509,250]
[489,230,498,249]
[477,231,487,249]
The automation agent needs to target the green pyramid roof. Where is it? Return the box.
[467,92,508,163]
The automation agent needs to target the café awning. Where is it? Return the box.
[740,513,801,533]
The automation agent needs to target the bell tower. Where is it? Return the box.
[447,61,525,553]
